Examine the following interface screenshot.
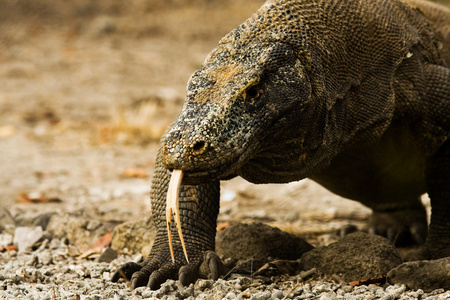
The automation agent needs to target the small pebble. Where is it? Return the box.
[225,291,237,299]
[196,279,214,291]
[319,291,337,300]
[313,283,331,294]
[353,285,369,295]
[407,289,424,298]
[386,284,406,298]
[97,247,118,263]
[250,290,271,300]
[271,289,284,299]
[141,289,155,298]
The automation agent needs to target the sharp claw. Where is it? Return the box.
[111,270,120,282]
[199,251,223,280]
[179,271,190,287]
[148,278,160,290]
[148,271,164,290]
[166,169,189,264]
[208,255,220,280]
[179,265,197,287]
[114,269,128,282]
[131,278,139,290]
[111,262,143,283]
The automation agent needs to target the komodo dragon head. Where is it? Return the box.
[162,39,323,184]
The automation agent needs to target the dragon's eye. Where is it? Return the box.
[245,84,261,102]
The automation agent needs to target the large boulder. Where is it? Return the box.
[387,257,450,292]
[299,232,403,281]
[216,222,313,261]
[111,217,157,257]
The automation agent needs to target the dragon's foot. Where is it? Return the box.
[111,250,223,290]
[368,207,428,247]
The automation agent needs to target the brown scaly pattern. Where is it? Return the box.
[112,0,450,289]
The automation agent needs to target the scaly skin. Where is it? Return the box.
[112,0,450,289]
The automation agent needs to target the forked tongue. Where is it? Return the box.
[166,169,189,264]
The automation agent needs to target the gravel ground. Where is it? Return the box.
[1,241,450,299]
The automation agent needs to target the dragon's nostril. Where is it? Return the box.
[192,141,207,153]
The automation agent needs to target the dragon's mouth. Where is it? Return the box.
[178,162,237,184]
[173,145,259,185]
[180,170,214,184]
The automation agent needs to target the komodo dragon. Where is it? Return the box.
[112,0,450,289]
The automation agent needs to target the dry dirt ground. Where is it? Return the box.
[0,0,449,295]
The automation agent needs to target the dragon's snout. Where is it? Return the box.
[162,134,216,171]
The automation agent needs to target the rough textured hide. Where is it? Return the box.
[112,0,450,289]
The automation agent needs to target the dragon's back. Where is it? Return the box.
[401,0,450,65]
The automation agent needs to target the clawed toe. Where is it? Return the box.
[148,270,167,290]
[130,269,153,289]
[179,265,199,287]
[199,251,224,280]
[111,262,142,283]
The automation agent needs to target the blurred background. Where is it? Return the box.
[0,0,263,215]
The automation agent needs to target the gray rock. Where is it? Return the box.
[196,279,214,291]
[32,212,56,231]
[385,284,406,298]
[352,285,368,295]
[271,289,284,299]
[178,283,195,298]
[36,251,53,266]
[216,222,313,261]
[313,283,332,294]
[0,207,15,233]
[14,211,56,231]
[96,247,118,263]
[0,232,13,249]
[387,257,450,292]
[342,285,353,293]
[13,226,44,253]
[299,232,403,282]
[319,291,337,300]
[110,217,156,257]
[405,289,424,298]
[250,291,271,300]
